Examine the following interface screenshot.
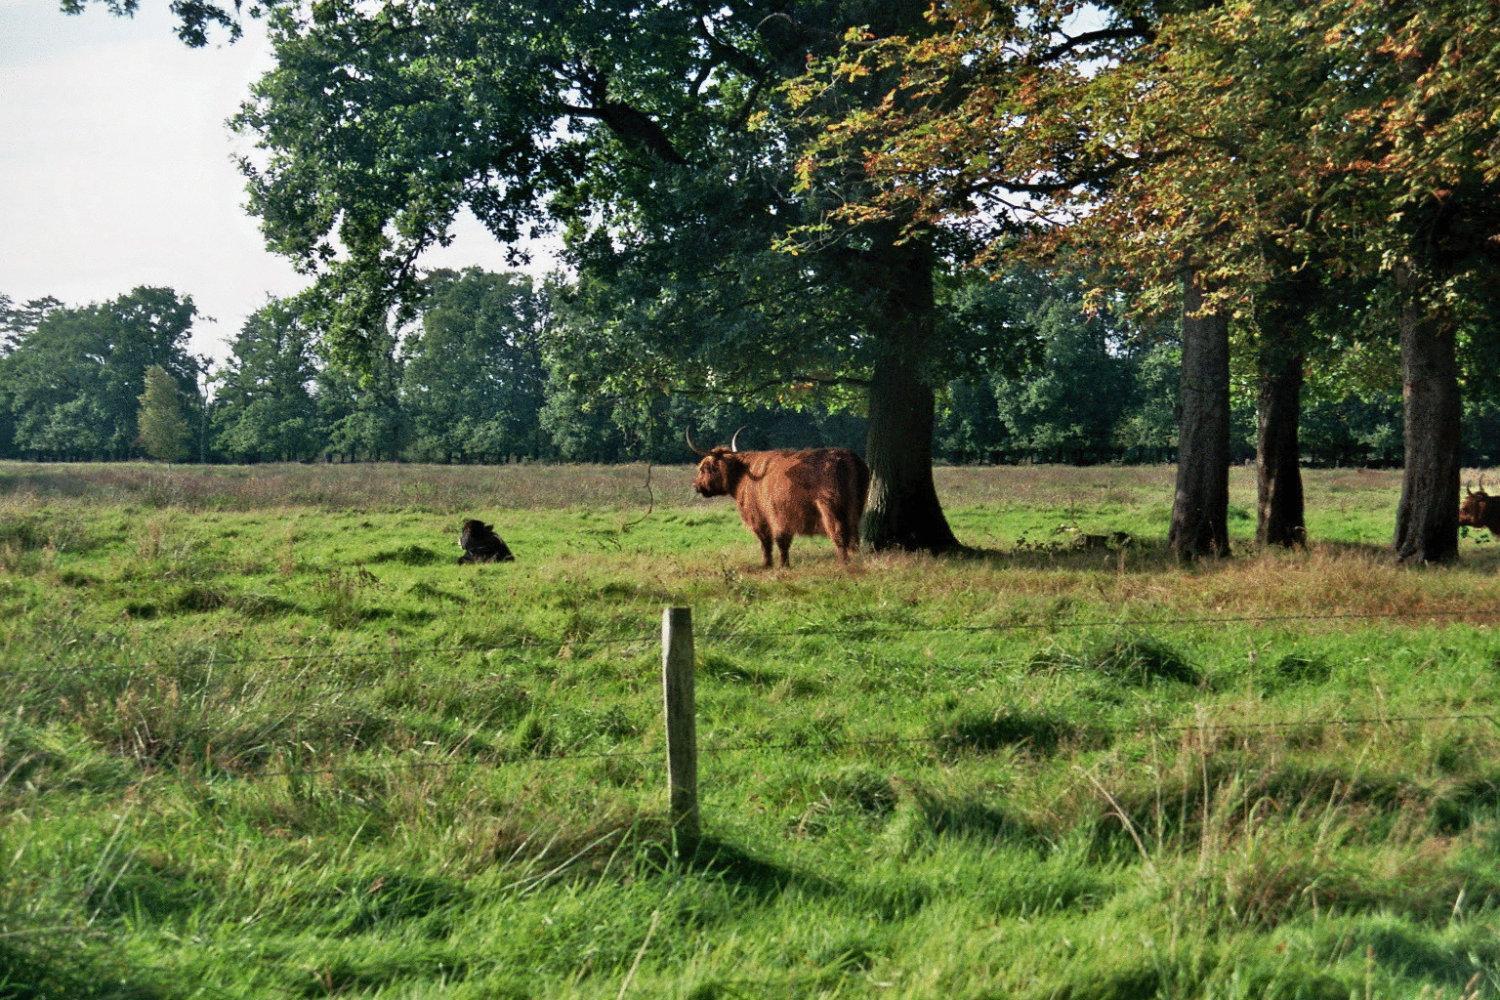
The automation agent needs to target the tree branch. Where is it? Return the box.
[730,77,768,130]
[1035,20,1153,65]
[557,101,689,166]
[698,15,766,78]
[559,64,690,167]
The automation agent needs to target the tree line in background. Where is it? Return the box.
[7,264,1499,469]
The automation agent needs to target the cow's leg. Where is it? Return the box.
[845,510,862,555]
[818,504,850,562]
[775,534,792,568]
[756,531,773,569]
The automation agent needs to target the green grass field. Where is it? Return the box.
[3,461,1500,999]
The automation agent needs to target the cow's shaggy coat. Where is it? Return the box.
[693,447,870,567]
[1459,490,1500,537]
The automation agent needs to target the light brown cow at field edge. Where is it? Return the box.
[688,427,869,568]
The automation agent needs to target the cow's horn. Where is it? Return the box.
[685,427,709,458]
[729,425,747,452]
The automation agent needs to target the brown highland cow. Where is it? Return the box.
[688,427,869,567]
[1459,484,1500,537]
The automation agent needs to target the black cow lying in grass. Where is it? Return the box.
[458,519,514,563]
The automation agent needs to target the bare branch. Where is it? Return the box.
[1034,20,1153,65]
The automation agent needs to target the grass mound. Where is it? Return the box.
[1028,635,1202,686]
[1086,636,1201,686]
[939,708,1087,756]
[1259,652,1334,690]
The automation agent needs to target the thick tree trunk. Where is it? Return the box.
[1256,349,1305,547]
[1393,264,1461,564]
[864,345,959,552]
[860,237,960,553]
[1169,270,1231,560]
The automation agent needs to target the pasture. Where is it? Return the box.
[3,461,1500,999]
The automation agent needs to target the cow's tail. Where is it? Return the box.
[849,454,871,548]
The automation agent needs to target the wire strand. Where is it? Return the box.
[5,607,1497,684]
[76,709,1499,788]
[2,635,655,682]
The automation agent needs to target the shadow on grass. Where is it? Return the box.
[366,544,448,567]
[948,539,1175,574]
[952,538,1253,573]
[686,835,951,927]
[684,836,843,901]
[951,537,1500,576]
[1316,538,1500,573]
[0,939,165,1000]
[699,651,787,687]
[1026,636,1203,688]
[908,793,1051,849]
[485,816,844,906]
[1356,922,1499,988]
[939,708,1100,757]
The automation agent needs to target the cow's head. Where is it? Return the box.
[687,427,746,497]
[1460,483,1493,528]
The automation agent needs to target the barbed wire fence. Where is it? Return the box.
[5,605,1500,815]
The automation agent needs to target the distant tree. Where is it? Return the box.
[0,295,63,354]
[930,265,1039,463]
[992,293,1132,466]
[0,294,13,354]
[538,376,630,463]
[1460,313,1500,468]
[315,329,403,463]
[1114,344,1182,465]
[137,364,193,461]
[32,397,113,459]
[1463,396,1500,469]
[937,379,1005,464]
[213,298,321,462]
[1300,391,1403,468]
[402,269,548,463]
[537,359,863,463]
[1,287,199,459]
[0,294,67,454]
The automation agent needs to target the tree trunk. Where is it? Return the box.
[1256,349,1305,547]
[1169,270,1231,560]
[860,237,960,553]
[1393,263,1461,564]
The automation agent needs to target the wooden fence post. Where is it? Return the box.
[661,606,699,855]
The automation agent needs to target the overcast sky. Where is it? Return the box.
[0,1,550,362]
